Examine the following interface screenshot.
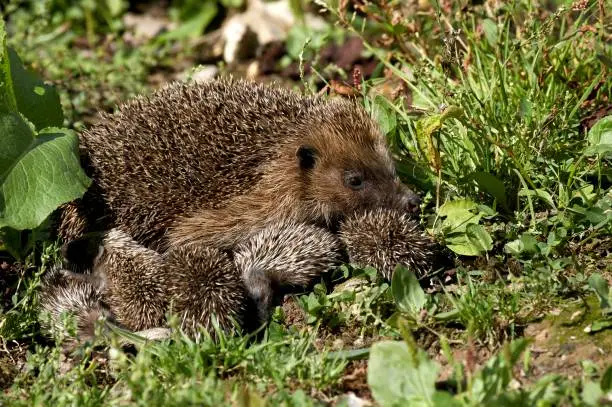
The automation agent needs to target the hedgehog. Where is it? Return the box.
[94,229,171,331]
[48,78,436,341]
[39,229,171,341]
[58,77,420,254]
[43,210,447,343]
[339,208,445,280]
[234,219,343,324]
[164,243,250,338]
[38,265,113,345]
[39,266,174,347]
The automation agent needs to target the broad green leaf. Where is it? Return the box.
[106,0,124,16]
[519,188,556,209]
[465,223,493,253]
[0,113,91,230]
[588,273,611,312]
[445,232,487,256]
[581,380,603,406]
[438,199,482,234]
[590,319,612,332]
[371,95,397,135]
[521,233,539,253]
[438,199,477,217]
[0,19,17,113]
[391,266,426,316]
[504,239,522,256]
[368,341,439,406]
[585,115,612,156]
[432,392,462,407]
[8,48,63,130]
[470,172,509,210]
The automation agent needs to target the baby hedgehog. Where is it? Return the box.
[164,244,249,337]
[339,208,442,280]
[58,77,420,254]
[40,229,170,339]
[234,219,342,324]
[39,266,113,345]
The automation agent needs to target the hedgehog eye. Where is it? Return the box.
[344,170,365,190]
[297,145,318,170]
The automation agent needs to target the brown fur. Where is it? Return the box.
[63,78,418,252]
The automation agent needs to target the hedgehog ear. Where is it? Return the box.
[297,145,318,170]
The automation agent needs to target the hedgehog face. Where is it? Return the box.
[296,138,420,225]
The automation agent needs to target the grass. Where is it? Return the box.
[1,0,611,405]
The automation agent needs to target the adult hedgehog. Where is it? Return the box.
[59,78,420,252]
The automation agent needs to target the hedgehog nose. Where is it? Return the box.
[403,192,421,213]
[396,183,421,214]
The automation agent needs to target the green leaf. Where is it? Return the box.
[368,341,439,406]
[521,233,539,253]
[0,20,17,113]
[601,365,612,391]
[445,232,487,256]
[471,339,529,404]
[0,113,91,230]
[504,239,522,256]
[8,48,63,130]
[581,380,604,406]
[585,115,612,156]
[433,308,460,322]
[465,223,493,253]
[588,273,611,312]
[590,319,612,333]
[161,2,218,40]
[470,172,509,210]
[414,106,463,172]
[391,266,426,316]
[482,19,498,47]
[438,199,477,217]
[438,199,482,234]
[415,115,442,170]
[371,95,397,135]
[105,0,124,16]
[518,188,556,209]
[438,199,492,256]
[221,0,244,7]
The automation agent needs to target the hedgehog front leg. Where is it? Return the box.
[233,220,343,324]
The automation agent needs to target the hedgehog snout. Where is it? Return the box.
[389,181,421,214]
[241,267,274,324]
